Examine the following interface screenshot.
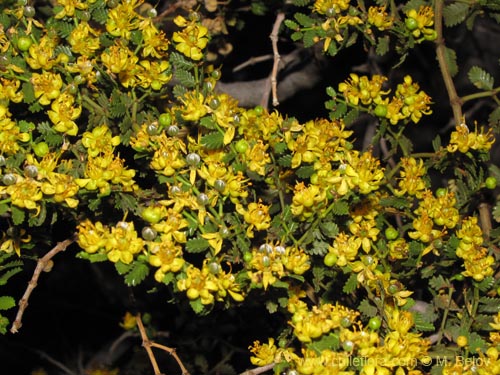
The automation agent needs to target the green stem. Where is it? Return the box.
[460,86,500,103]
[437,287,454,345]
[434,0,463,126]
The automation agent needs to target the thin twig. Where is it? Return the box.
[239,363,275,375]
[267,12,286,107]
[233,54,274,73]
[136,314,191,375]
[10,235,76,334]
[434,0,463,126]
[136,314,163,375]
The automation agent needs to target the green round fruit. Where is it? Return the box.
[254,105,264,116]
[368,316,382,330]
[435,187,447,197]
[158,113,172,127]
[373,104,388,118]
[141,207,162,224]
[342,340,354,352]
[17,36,32,52]
[33,142,49,157]
[243,252,253,263]
[405,17,418,31]
[141,226,157,241]
[24,165,38,178]
[150,80,162,91]
[23,5,35,18]
[485,176,497,190]
[2,173,17,185]
[235,139,249,154]
[324,253,338,267]
[385,227,399,240]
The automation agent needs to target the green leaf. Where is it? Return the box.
[443,2,470,27]
[343,108,359,127]
[175,69,196,88]
[10,206,25,225]
[278,154,292,167]
[474,276,494,292]
[328,101,347,120]
[319,221,339,238]
[0,268,22,286]
[291,31,304,42]
[343,272,358,293]
[115,261,133,276]
[478,297,500,313]
[284,19,300,30]
[200,116,217,129]
[302,30,317,48]
[124,262,149,287]
[402,0,427,12]
[376,35,390,56]
[378,196,410,209]
[331,200,349,215]
[413,312,436,332]
[185,237,210,253]
[296,165,315,179]
[488,106,500,132]
[429,275,449,290]
[170,52,195,71]
[294,12,315,27]
[0,314,9,334]
[468,66,494,90]
[0,296,15,311]
[22,81,36,104]
[358,298,378,318]
[91,6,108,24]
[201,132,224,149]
[189,298,205,314]
[307,332,340,354]
[443,47,459,77]
[309,240,329,256]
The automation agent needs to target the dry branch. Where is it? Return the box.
[10,235,76,334]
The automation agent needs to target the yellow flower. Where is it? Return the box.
[245,140,271,176]
[138,17,170,58]
[1,229,31,256]
[177,264,219,305]
[0,77,23,103]
[25,35,60,70]
[106,0,141,39]
[349,217,379,252]
[106,221,144,264]
[30,71,63,105]
[367,6,394,30]
[0,105,30,154]
[68,22,100,55]
[77,220,109,254]
[339,74,389,106]
[179,91,208,122]
[100,44,139,85]
[134,60,172,90]
[406,6,435,40]
[53,0,88,19]
[47,92,82,136]
[328,232,361,267]
[120,312,137,330]
[447,122,495,153]
[0,176,43,213]
[249,338,277,366]
[148,238,185,282]
[291,182,327,220]
[172,16,209,61]
[236,200,271,238]
[394,157,427,198]
[82,125,121,157]
[41,173,79,208]
[313,0,350,15]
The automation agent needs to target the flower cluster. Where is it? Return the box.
[338,74,432,124]
[455,217,495,281]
